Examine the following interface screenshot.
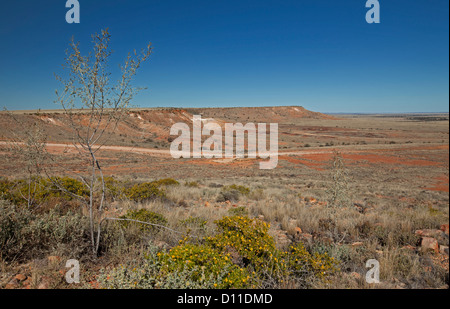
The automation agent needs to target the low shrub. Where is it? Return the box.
[228,206,249,217]
[184,181,200,188]
[216,189,240,203]
[226,184,250,196]
[178,216,207,231]
[119,209,168,233]
[154,178,180,187]
[0,199,90,262]
[125,182,166,202]
[216,184,250,203]
[284,242,338,282]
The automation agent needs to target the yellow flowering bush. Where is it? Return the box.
[284,242,338,281]
[207,216,276,268]
[159,243,251,288]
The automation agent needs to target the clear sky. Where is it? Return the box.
[0,0,448,113]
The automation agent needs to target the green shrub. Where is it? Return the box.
[228,206,249,217]
[216,185,250,203]
[154,178,180,187]
[125,182,166,202]
[226,184,250,195]
[178,216,207,231]
[0,199,90,262]
[284,242,338,282]
[0,200,32,261]
[103,176,126,200]
[217,189,240,203]
[46,177,89,200]
[119,209,168,233]
[97,247,162,289]
[0,179,17,204]
[184,181,200,188]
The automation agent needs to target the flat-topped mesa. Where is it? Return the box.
[185,106,336,123]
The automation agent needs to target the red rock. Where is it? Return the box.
[350,272,362,281]
[402,245,416,251]
[47,256,61,263]
[5,278,19,289]
[421,237,439,254]
[299,233,313,243]
[440,224,449,235]
[352,242,364,247]
[14,274,27,282]
[37,279,50,289]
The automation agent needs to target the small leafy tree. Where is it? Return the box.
[54,29,152,254]
[2,113,47,209]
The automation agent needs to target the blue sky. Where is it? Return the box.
[0,0,448,113]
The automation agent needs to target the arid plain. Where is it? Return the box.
[0,106,448,289]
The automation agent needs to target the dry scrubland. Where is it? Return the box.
[0,107,448,289]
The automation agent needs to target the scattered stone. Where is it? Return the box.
[354,203,366,214]
[421,237,439,254]
[5,278,19,289]
[351,242,364,247]
[441,224,449,235]
[416,229,449,246]
[298,233,313,243]
[321,237,333,245]
[37,277,51,289]
[440,245,449,256]
[14,274,27,282]
[273,230,292,248]
[402,245,416,252]
[47,256,61,264]
[155,241,169,250]
[350,272,361,281]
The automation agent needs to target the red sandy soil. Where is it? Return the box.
[426,175,449,193]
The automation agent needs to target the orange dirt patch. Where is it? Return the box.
[342,153,441,167]
[426,175,449,193]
